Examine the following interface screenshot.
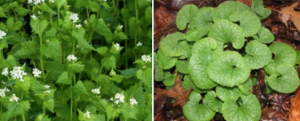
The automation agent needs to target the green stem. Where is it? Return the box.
[21,91,25,121]
[39,35,46,83]
[124,0,128,68]
[134,0,139,60]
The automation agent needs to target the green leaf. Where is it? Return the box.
[191,7,214,33]
[238,78,252,95]
[41,39,61,62]
[229,10,261,37]
[176,60,189,74]
[101,55,116,70]
[253,27,274,43]
[156,50,177,70]
[0,7,6,17]
[121,105,137,120]
[38,3,56,14]
[73,81,89,97]
[68,63,85,73]
[96,46,108,56]
[185,29,207,41]
[212,1,251,21]
[176,4,198,30]
[216,86,243,101]
[183,91,216,121]
[14,40,38,58]
[6,101,31,120]
[208,51,251,87]
[119,68,138,79]
[72,28,95,51]
[90,16,113,43]
[264,43,297,75]
[55,0,67,10]
[106,104,121,121]
[163,74,175,87]
[57,71,71,85]
[243,40,272,69]
[222,95,261,121]
[43,99,54,113]
[30,19,48,35]
[6,17,23,31]
[159,32,190,57]
[15,6,30,16]
[15,76,31,94]
[154,54,164,81]
[111,75,124,83]
[136,68,152,88]
[89,1,100,12]
[251,0,271,20]
[209,19,245,49]
[30,79,45,94]
[266,64,299,93]
[203,91,223,112]
[34,114,51,121]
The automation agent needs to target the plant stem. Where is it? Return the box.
[135,0,139,60]
[39,35,46,83]
[124,0,128,68]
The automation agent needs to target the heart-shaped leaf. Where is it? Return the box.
[216,86,243,101]
[212,1,251,21]
[243,40,272,69]
[159,32,190,57]
[191,7,214,33]
[253,27,274,43]
[176,4,198,30]
[208,51,251,87]
[203,91,223,112]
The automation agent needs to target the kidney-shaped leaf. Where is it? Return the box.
[209,20,245,49]
[191,7,214,33]
[156,50,177,70]
[203,91,223,112]
[264,42,297,75]
[253,27,274,43]
[159,32,190,57]
[267,64,300,93]
[208,51,251,87]
[229,10,261,37]
[243,40,272,69]
[212,1,251,21]
[176,4,198,30]
[222,95,261,121]
[183,91,216,121]
[216,86,243,101]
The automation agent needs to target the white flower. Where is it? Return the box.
[9,94,19,102]
[69,13,79,23]
[115,100,119,105]
[114,43,121,50]
[137,41,143,47]
[45,90,51,93]
[31,0,45,5]
[141,55,151,63]
[117,25,123,30]
[2,67,8,76]
[84,111,91,119]
[91,87,101,94]
[49,0,54,3]
[114,93,125,104]
[110,97,114,101]
[28,0,33,4]
[44,85,50,89]
[0,87,9,98]
[0,30,7,39]
[31,14,37,20]
[32,68,42,77]
[130,98,138,105]
[75,24,82,28]
[67,54,78,61]
[10,66,27,82]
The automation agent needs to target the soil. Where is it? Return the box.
[154,0,300,120]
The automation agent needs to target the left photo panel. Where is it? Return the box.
[0,0,152,121]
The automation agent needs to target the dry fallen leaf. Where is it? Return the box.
[237,0,252,6]
[278,12,291,27]
[281,2,300,32]
[289,88,300,121]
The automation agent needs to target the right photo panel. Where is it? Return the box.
[154,0,300,120]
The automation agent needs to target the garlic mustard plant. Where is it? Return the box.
[10,66,27,82]
[32,68,42,77]
[9,94,19,102]
[1,67,8,76]
[0,30,6,39]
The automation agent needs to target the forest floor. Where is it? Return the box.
[154,0,300,120]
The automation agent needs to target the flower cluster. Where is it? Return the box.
[91,87,101,94]
[10,66,27,82]
[44,85,51,93]
[110,93,125,105]
[0,87,9,98]
[31,14,37,20]
[69,13,79,23]
[141,55,151,63]
[84,111,91,119]
[137,41,143,47]
[67,54,78,61]
[0,30,6,39]
[28,0,45,5]
[9,94,19,102]
[32,68,42,77]
[1,67,8,76]
[114,43,121,51]
[130,98,138,105]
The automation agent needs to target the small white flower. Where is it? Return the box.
[114,93,125,104]
[137,41,143,47]
[33,0,45,5]
[67,54,78,61]
[45,90,51,93]
[69,13,79,23]
[31,14,37,20]
[84,20,88,23]
[32,68,42,77]
[141,55,151,63]
[117,24,123,31]
[115,100,119,105]
[114,43,121,50]
[44,85,50,89]
[4,87,9,92]
[0,30,7,39]
[1,67,8,76]
[49,0,54,3]
[9,94,19,102]
[0,88,8,98]
[75,24,82,28]
[110,97,114,101]
[28,0,33,4]
[85,111,91,119]
[91,87,101,94]
[130,98,138,105]
[10,66,27,82]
